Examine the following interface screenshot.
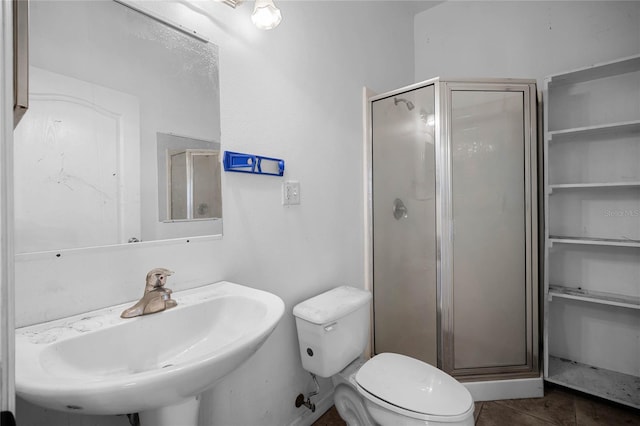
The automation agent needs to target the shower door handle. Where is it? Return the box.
[393,198,408,220]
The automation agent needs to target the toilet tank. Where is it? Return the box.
[293,286,372,378]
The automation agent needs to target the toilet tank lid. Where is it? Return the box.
[293,286,371,324]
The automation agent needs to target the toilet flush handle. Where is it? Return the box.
[324,322,338,332]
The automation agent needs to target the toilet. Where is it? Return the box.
[293,286,475,426]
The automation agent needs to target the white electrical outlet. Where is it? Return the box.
[282,181,301,205]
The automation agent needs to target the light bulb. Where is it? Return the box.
[251,0,282,30]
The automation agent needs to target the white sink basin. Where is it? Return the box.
[16,281,284,419]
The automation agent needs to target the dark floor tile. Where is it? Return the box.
[314,388,640,426]
[477,401,557,426]
[494,386,577,425]
[474,401,484,423]
[313,406,346,426]
[575,396,640,426]
[316,402,485,425]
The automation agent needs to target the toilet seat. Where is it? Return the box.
[355,353,474,422]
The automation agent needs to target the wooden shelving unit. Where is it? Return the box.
[549,236,640,248]
[548,285,640,310]
[547,356,640,408]
[549,182,640,191]
[543,55,640,409]
[548,119,640,140]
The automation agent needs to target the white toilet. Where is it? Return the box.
[293,286,474,426]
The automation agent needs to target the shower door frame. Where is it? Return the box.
[366,78,539,380]
[367,78,442,365]
[438,80,539,380]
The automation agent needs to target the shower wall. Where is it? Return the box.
[370,79,539,380]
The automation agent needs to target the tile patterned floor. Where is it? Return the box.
[312,384,640,425]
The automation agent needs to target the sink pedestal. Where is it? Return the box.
[139,396,200,426]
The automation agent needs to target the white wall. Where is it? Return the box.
[14,1,415,425]
[414,1,640,85]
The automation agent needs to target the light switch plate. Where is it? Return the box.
[282,181,300,205]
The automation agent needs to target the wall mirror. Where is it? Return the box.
[157,133,222,222]
[13,0,222,254]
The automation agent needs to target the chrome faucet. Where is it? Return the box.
[120,268,177,318]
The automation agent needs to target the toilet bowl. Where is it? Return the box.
[331,359,376,426]
[293,286,474,426]
[356,353,474,425]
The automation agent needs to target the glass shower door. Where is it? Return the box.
[371,84,437,365]
[441,84,537,377]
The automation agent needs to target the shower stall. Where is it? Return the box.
[368,78,539,381]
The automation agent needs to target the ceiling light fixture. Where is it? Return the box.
[251,0,282,30]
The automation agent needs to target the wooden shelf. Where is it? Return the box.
[547,356,640,409]
[549,236,640,248]
[544,56,640,409]
[548,182,640,192]
[547,55,640,87]
[548,285,640,310]
[548,119,640,141]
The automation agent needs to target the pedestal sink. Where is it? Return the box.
[15,281,285,425]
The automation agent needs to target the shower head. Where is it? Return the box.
[394,97,415,111]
